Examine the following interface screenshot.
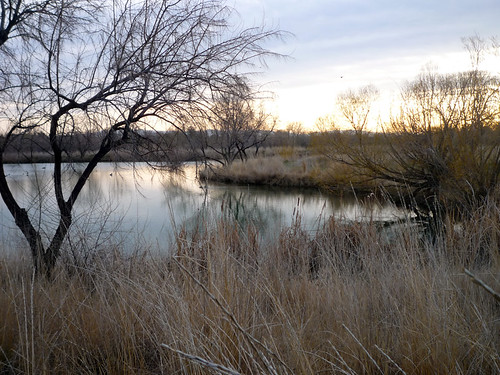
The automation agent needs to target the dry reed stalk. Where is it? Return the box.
[464,268,500,302]
[161,343,242,375]
[171,256,290,375]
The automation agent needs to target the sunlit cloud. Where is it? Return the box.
[232,0,500,129]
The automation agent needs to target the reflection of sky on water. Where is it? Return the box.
[0,163,407,250]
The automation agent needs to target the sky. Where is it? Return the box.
[231,0,500,129]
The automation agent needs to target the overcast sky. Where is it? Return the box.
[232,0,500,128]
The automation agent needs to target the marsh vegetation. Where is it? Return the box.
[1,206,499,374]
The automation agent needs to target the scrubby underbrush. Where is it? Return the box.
[0,206,499,374]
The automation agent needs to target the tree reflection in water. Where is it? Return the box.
[0,162,406,254]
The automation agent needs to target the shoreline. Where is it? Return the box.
[198,155,384,196]
[1,152,402,199]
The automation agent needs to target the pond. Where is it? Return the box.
[0,162,407,251]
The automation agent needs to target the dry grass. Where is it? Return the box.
[199,156,318,187]
[310,159,385,193]
[198,154,389,194]
[0,204,499,374]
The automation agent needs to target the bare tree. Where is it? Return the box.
[194,83,275,166]
[0,0,49,46]
[337,85,379,134]
[0,0,284,276]
[323,66,500,232]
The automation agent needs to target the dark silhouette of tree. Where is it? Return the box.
[0,0,284,276]
[193,83,275,166]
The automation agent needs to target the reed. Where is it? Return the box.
[0,203,498,374]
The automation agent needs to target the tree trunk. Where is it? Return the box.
[43,213,72,277]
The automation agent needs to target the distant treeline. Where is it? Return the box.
[1,128,313,163]
[5,125,500,164]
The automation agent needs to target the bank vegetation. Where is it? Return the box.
[0,202,499,374]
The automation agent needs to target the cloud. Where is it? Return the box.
[232,0,500,127]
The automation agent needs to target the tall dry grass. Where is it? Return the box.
[199,156,318,187]
[197,154,385,194]
[0,201,499,374]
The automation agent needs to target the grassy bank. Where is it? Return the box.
[198,153,385,194]
[199,155,319,188]
[1,205,499,374]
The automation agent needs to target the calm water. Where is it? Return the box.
[0,162,406,250]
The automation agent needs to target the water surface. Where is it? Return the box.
[0,162,406,251]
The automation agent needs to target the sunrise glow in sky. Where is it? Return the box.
[232,0,500,130]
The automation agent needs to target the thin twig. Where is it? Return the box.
[160,343,242,375]
[464,268,500,302]
[328,341,357,375]
[305,346,353,375]
[343,324,384,374]
[172,256,291,375]
[375,344,407,375]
